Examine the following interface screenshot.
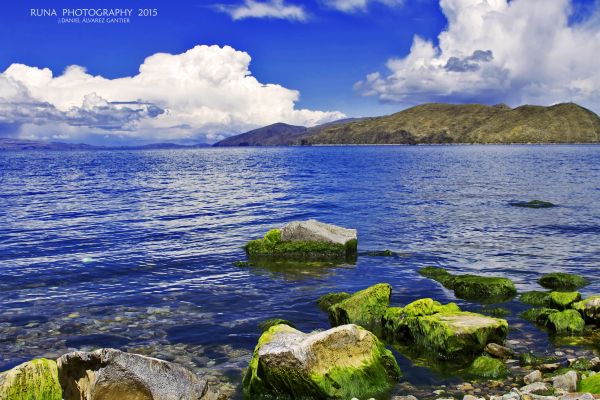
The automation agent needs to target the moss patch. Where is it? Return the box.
[466,356,509,379]
[549,291,581,309]
[365,249,396,257]
[316,292,352,311]
[539,273,589,290]
[328,283,391,332]
[547,309,585,335]
[521,307,559,325]
[520,291,552,307]
[578,373,600,393]
[0,358,62,400]
[572,295,600,323]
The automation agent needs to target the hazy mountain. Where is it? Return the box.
[0,138,209,151]
[306,103,600,145]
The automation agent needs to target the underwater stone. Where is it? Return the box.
[484,343,515,359]
[242,324,401,399]
[538,273,589,291]
[328,283,391,331]
[57,348,208,400]
[509,200,556,208]
[0,358,62,400]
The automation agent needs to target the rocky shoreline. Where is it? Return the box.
[2,219,599,399]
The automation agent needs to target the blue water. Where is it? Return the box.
[1,145,599,394]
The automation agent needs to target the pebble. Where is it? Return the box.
[458,383,474,391]
[463,395,484,400]
[539,363,561,372]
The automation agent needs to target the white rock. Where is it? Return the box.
[559,393,595,400]
[552,370,578,392]
[524,370,543,385]
[520,381,551,395]
[280,219,357,245]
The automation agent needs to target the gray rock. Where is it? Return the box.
[57,348,209,400]
[520,381,551,395]
[485,343,516,359]
[552,370,578,392]
[280,219,357,245]
[524,370,543,385]
[558,393,594,400]
[527,395,558,400]
[463,395,484,400]
[392,396,419,400]
[539,363,561,372]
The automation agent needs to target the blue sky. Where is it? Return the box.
[0,0,599,144]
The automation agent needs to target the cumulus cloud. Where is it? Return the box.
[216,0,307,21]
[356,0,600,111]
[324,0,404,13]
[0,45,344,143]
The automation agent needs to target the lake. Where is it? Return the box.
[1,145,599,396]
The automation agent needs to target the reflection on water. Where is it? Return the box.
[1,145,599,395]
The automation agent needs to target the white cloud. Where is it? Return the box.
[216,0,307,21]
[0,45,344,143]
[324,0,404,13]
[356,0,600,112]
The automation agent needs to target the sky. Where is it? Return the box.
[0,0,599,144]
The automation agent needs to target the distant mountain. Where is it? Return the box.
[0,138,209,151]
[213,118,362,147]
[306,103,600,145]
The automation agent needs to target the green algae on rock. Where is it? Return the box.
[364,249,396,257]
[509,200,556,208]
[549,291,582,309]
[243,324,401,400]
[466,356,509,379]
[258,318,295,332]
[521,307,559,325]
[520,291,552,307]
[539,272,589,290]
[244,220,358,261]
[547,310,586,335]
[316,292,352,311]
[573,295,600,324]
[418,267,516,303]
[578,373,600,393]
[328,283,391,332]
[407,311,508,360]
[0,358,62,400]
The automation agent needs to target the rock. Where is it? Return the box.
[526,395,558,400]
[539,363,561,372]
[578,373,600,394]
[572,296,600,324]
[458,383,474,391]
[244,221,357,260]
[552,370,578,392]
[258,318,295,332]
[316,292,351,311]
[549,292,582,309]
[365,249,397,257]
[520,291,552,307]
[520,382,552,395]
[328,283,391,331]
[521,308,560,325]
[392,396,419,400]
[280,219,357,246]
[57,348,208,400]
[538,273,589,291]
[409,311,508,359]
[558,394,594,400]
[485,343,516,359]
[509,200,556,208]
[243,324,401,399]
[466,356,509,379]
[0,358,62,400]
[547,310,585,335]
[463,395,484,400]
[418,267,516,303]
[524,370,543,384]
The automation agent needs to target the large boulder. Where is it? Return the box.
[328,283,391,332]
[573,295,600,324]
[57,348,208,400]
[243,324,401,399]
[538,272,588,291]
[408,312,508,359]
[0,358,62,400]
[547,309,585,335]
[244,220,357,261]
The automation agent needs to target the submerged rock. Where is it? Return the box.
[466,356,509,379]
[57,348,208,400]
[572,296,600,324]
[328,283,391,332]
[520,291,552,307]
[485,343,515,359]
[0,358,62,400]
[538,273,589,291]
[245,220,357,261]
[418,267,516,303]
[242,324,401,399]
[509,200,556,208]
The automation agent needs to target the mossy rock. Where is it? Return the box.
[549,291,581,309]
[572,295,600,324]
[258,319,295,332]
[245,229,356,261]
[509,200,556,208]
[407,311,508,360]
[547,310,585,335]
[365,250,396,257]
[520,291,552,307]
[539,273,589,290]
[328,283,391,332]
[0,358,62,400]
[519,352,559,367]
[521,307,559,325]
[578,373,600,393]
[466,356,509,379]
[316,292,351,311]
[243,324,401,399]
[418,266,455,287]
[381,299,461,342]
[483,307,510,317]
